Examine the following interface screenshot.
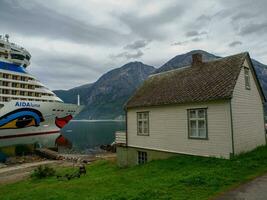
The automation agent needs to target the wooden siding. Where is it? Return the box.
[127,101,232,158]
[115,131,126,145]
[231,59,266,154]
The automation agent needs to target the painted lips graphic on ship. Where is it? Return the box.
[0,108,73,130]
[0,108,44,129]
[55,115,73,147]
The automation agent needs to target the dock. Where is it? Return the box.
[35,148,115,163]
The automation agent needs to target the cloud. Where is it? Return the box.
[30,51,104,89]
[239,22,267,35]
[229,41,242,47]
[110,50,144,60]
[196,14,212,22]
[118,2,188,40]
[1,0,267,90]
[124,40,150,50]
[0,0,127,46]
[186,31,207,37]
[171,41,188,46]
[191,37,203,42]
[171,37,203,46]
[231,12,255,21]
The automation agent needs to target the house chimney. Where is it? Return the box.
[192,53,203,66]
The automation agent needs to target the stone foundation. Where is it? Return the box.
[117,146,176,167]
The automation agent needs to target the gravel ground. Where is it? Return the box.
[215,173,267,200]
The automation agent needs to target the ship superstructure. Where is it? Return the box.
[0,34,82,147]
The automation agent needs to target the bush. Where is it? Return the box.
[31,165,56,179]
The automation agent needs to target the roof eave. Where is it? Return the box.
[125,97,232,110]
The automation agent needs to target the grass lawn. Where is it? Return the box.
[1,146,267,200]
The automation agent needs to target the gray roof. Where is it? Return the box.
[126,52,264,109]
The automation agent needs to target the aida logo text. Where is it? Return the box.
[15,102,40,108]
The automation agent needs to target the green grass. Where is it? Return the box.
[1,146,267,200]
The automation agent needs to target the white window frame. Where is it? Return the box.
[244,67,251,90]
[137,151,147,164]
[137,112,149,136]
[188,108,208,139]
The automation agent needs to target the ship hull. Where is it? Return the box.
[0,100,82,147]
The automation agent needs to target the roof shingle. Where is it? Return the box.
[126,52,249,109]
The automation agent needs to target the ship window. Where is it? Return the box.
[2,89,9,94]
[26,55,30,60]
[11,48,19,52]
[28,85,34,89]
[12,75,18,80]
[3,74,9,79]
[0,43,4,47]
[11,54,25,60]
[2,81,9,87]
[11,90,16,95]
[20,91,25,96]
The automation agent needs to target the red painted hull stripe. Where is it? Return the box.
[0,130,60,140]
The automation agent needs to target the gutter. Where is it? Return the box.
[262,103,267,145]
[125,109,128,147]
[229,100,235,157]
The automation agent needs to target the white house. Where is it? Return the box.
[116,52,266,167]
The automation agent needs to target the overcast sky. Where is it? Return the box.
[1,0,267,90]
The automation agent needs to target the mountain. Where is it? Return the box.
[54,83,93,105]
[54,50,267,119]
[155,50,267,100]
[54,62,155,119]
[155,50,220,73]
[251,59,267,97]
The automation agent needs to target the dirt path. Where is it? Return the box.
[0,160,60,185]
[215,173,267,200]
[0,152,116,185]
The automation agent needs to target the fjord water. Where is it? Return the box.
[61,120,125,152]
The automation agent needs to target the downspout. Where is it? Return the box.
[229,100,235,158]
[262,103,267,145]
[125,109,128,147]
[124,108,129,166]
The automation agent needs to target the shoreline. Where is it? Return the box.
[70,119,125,122]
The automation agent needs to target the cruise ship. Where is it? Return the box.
[0,34,82,147]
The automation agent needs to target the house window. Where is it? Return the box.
[137,112,149,135]
[188,108,208,139]
[137,151,147,164]
[244,68,250,90]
